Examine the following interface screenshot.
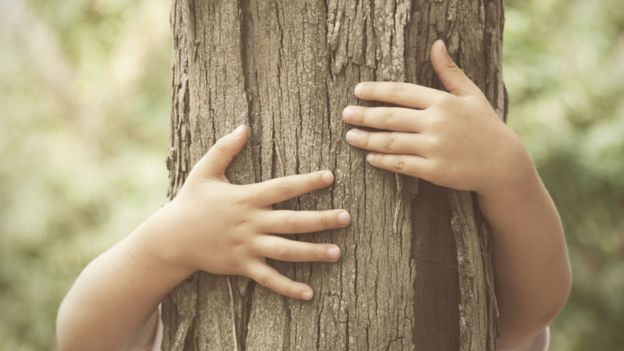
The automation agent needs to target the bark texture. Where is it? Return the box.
[163,0,505,350]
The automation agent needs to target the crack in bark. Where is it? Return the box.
[226,278,239,351]
[239,282,255,351]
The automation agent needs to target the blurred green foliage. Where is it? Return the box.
[0,0,622,350]
[0,0,170,349]
[505,0,624,349]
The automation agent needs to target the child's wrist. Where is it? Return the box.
[478,135,537,199]
[129,202,197,279]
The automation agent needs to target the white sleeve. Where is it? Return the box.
[149,305,163,351]
[121,305,162,351]
[119,305,162,351]
[499,327,550,351]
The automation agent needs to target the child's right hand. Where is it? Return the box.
[155,125,349,301]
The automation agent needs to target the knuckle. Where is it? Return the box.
[437,93,456,107]
[360,107,370,124]
[427,135,443,149]
[361,132,371,147]
[446,60,460,72]
[383,134,396,152]
[428,113,449,131]
[387,156,405,171]
[213,138,230,153]
[231,191,250,207]
[382,108,395,124]
[233,215,249,228]
[388,83,402,95]
[421,112,438,130]
[249,236,265,253]
[230,226,250,247]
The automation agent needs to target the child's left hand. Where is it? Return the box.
[343,41,571,349]
[343,40,532,198]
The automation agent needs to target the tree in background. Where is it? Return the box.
[163,0,504,349]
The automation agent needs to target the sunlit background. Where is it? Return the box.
[0,0,622,350]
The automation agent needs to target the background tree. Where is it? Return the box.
[163,0,503,349]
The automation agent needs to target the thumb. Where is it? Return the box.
[431,40,480,96]
[193,125,249,178]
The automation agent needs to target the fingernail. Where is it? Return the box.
[321,171,334,184]
[354,83,364,96]
[337,210,351,225]
[436,39,453,63]
[301,290,313,300]
[346,129,362,143]
[233,125,245,136]
[366,153,377,162]
[327,246,341,260]
[342,106,357,120]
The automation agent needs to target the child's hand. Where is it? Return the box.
[160,126,350,301]
[343,40,532,197]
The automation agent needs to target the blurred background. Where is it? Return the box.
[0,0,622,350]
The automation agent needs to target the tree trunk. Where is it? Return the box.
[163,0,504,350]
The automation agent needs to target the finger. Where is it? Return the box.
[246,262,314,300]
[431,40,481,96]
[252,235,341,263]
[193,125,249,177]
[366,153,433,179]
[256,209,351,234]
[246,170,334,206]
[346,129,430,156]
[342,105,426,132]
[353,81,449,109]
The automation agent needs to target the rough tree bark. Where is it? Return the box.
[163,0,504,350]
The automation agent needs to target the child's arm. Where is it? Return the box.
[56,126,351,351]
[342,40,571,349]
